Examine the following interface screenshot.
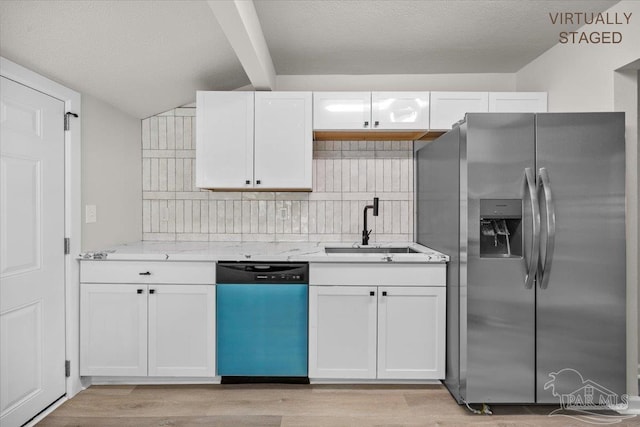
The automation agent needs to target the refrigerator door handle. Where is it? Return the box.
[524,167,540,289]
[538,167,556,289]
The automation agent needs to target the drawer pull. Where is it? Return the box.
[149,289,156,294]
[137,289,144,294]
[382,291,388,296]
[369,291,375,296]
[139,271,151,276]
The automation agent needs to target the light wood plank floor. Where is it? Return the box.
[37,384,638,426]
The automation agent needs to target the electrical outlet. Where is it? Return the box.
[279,207,290,220]
[85,205,97,223]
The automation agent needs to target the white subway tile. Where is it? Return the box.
[333,159,342,192]
[150,158,159,191]
[392,200,401,233]
[184,118,192,150]
[383,159,392,192]
[332,200,342,234]
[175,200,184,233]
[233,200,242,233]
[358,159,367,192]
[341,201,351,233]
[258,200,267,233]
[208,201,217,234]
[300,201,309,234]
[158,117,167,150]
[275,234,308,242]
[176,233,208,242]
[183,158,192,191]
[143,233,176,241]
[217,200,225,233]
[159,200,168,233]
[267,201,276,234]
[150,117,159,149]
[209,233,242,242]
[158,159,168,191]
[316,159,325,192]
[383,201,392,233]
[325,160,333,192]
[167,158,175,192]
[250,200,259,233]
[317,201,325,233]
[391,159,401,192]
[400,159,409,192]
[324,200,333,233]
[308,201,317,234]
[200,200,209,233]
[175,159,184,191]
[167,116,175,150]
[142,200,150,233]
[350,159,359,192]
[175,107,196,117]
[175,117,184,149]
[275,201,284,233]
[366,159,376,192]
[283,200,292,233]
[291,200,301,234]
[183,200,193,233]
[242,200,251,234]
[167,200,176,233]
[175,192,207,200]
[341,159,350,192]
[151,200,159,232]
[142,158,151,191]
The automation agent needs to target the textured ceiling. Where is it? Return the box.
[0,0,249,118]
[0,0,619,118]
[254,0,619,74]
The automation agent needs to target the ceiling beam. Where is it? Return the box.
[207,0,276,90]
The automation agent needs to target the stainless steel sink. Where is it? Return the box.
[324,247,420,254]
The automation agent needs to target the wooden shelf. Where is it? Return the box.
[313,130,445,141]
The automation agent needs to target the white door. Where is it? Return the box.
[148,284,216,377]
[254,92,312,189]
[313,92,371,130]
[488,92,548,113]
[430,91,489,130]
[377,286,446,379]
[80,284,147,376]
[372,91,430,130]
[0,77,66,426]
[308,286,377,379]
[195,91,254,189]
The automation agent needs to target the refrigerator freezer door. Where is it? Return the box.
[464,113,536,403]
[535,113,626,403]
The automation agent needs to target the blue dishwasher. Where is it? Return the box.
[216,262,308,379]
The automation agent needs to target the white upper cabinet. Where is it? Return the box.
[430,91,489,130]
[196,91,312,190]
[314,92,430,131]
[371,92,430,130]
[196,91,254,189]
[313,92,371,130]
[254,92,312,189]
[489,92,548,113]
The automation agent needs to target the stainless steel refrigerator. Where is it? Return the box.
[416,113,626,404]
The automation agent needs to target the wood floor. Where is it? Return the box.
[37,384,638,427]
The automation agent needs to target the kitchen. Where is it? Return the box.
[0,1,639,426]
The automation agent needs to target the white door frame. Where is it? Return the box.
[1,57,83,399]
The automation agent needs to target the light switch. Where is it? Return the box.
[85,205,97,223]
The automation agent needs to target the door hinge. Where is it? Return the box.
[64,112,78,131]
[65,360,71,377]
[64,237,70,255]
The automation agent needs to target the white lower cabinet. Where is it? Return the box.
[309,286,377,379]
[377,286,445,379]
[80,283,215,377]
[309,285,445,380]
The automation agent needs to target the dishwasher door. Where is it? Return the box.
[216,263,309,378]
[217,284,308,377]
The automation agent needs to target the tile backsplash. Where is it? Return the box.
[142,107,414,242]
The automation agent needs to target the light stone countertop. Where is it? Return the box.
[78,241,449,263]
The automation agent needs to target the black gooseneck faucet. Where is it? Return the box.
[362,197,379,245]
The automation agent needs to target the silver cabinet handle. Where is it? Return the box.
[538,167,555,289]
[524,168,540,289]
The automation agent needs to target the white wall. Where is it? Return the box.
[275,73,516,91]
[516,0,640,396]
[81,94,141,250]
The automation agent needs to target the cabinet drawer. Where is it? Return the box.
[81,261,216,284]
[310,263,445,286]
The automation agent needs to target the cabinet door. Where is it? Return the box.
[430,91,489,130]
[254,92,312,189]
[195,91,254,189]
[377,286,445,379]
[372,91,429,130]
[80,284,147,376]
[313,92,371,130]
[309,286,377,379]
[148,285,216,377]
[488,92,547,113]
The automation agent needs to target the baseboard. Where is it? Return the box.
[89,376,222,385]
[615,396,640,415]
[309,379,442,385]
